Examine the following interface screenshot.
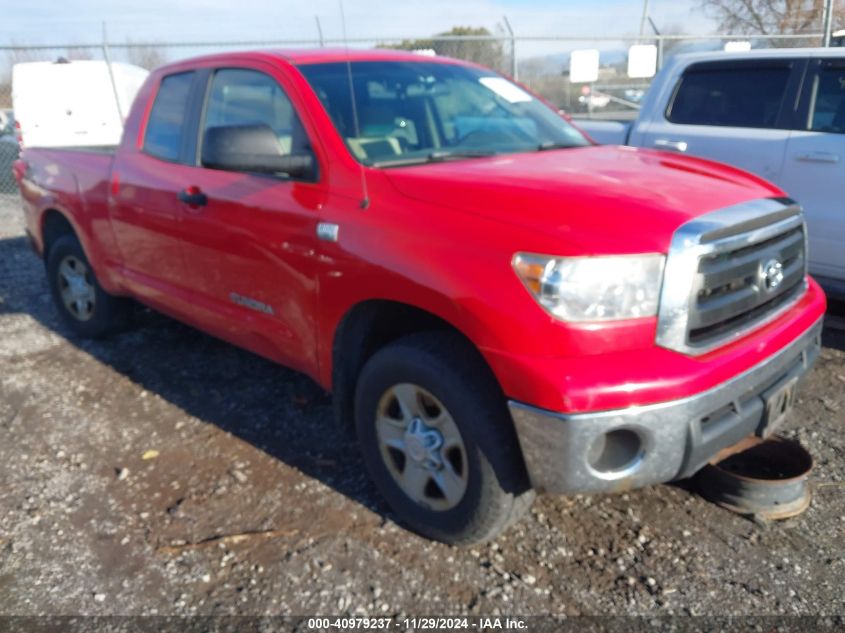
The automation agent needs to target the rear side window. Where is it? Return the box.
[808,63,845,133]
[144,71,195,162]
[666,64,791,129]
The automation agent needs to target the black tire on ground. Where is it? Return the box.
[46,234,131,338]
[354,331,535,545]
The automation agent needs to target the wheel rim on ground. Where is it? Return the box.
[57,255,96,321]
[375,383,469,512]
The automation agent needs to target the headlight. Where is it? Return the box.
[512,253,665,322]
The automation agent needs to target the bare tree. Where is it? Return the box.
[123,41,168,70]
[4,43,50,75]
[63,47,97,61]
[702,0,843,37]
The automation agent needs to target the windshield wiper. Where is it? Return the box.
[427,149,497,161]
[372,149,497,168]
[536,141,578,151]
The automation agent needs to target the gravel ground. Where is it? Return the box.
[0,191,843,618]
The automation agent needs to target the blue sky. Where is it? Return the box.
[3,0,714,57]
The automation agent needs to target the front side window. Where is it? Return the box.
[808,62,845,133]
[667,64,791,129]
[144,71,195,162]
[201,68,309,158]
[298,61,588,166]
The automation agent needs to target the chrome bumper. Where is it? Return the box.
[509,319,823,495]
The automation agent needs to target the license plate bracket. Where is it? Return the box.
[758,377,799,437]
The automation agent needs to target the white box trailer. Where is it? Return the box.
[12,59,149,148]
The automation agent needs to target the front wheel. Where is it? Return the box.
[46,234,130,338]
[354,332,535,545]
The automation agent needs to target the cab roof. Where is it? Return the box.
[277,48,463,65]
[158,47,473,74]
[672,47,845,64]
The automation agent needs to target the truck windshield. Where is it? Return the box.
[298,60,588,166]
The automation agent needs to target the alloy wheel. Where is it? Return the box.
[375,383,469,511]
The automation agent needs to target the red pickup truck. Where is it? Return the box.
[14,49,826,544]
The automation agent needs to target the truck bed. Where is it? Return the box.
[50,145,117,154]
[20,145,116,179]
[17,145,116,258]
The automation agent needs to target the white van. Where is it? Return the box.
[12,59,149,148]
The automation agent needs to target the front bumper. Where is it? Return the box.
[509,318,823,495]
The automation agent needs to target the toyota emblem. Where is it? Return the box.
[760,258,784,292]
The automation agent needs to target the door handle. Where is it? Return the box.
[796,151,839,164]
[178,186,208,208]
[654,139,688,152]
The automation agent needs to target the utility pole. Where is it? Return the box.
[101,21,124,123]
[822,0,834,47]
[639,0,651,38]
[502,15,517,80]
[648,17,663,70]
[315,16,325,47]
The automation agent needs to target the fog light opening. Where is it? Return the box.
[588,429,644,476]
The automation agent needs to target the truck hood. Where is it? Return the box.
[382,145,782,253]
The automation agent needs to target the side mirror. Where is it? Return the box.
[201,124,315,180]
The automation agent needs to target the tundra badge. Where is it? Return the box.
[316,222,339,242]
[229,292,274,315]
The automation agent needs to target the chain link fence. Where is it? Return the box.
[0,30,831,195]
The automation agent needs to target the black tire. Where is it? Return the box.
[46,234,130,338]
[354,331,535,545]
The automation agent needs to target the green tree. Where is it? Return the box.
[384,26,506,72]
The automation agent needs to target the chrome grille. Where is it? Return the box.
[688,226,805,345]
[656,198,808,355]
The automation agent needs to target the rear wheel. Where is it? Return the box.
[355,332,535,545]
[46,234,130,338]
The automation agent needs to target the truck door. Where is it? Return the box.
[778,57,845,287]
[109,70,199,309]
[636,59,804,184]
[174,65,325,374]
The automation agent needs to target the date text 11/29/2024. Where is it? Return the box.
[306,616,528,630]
